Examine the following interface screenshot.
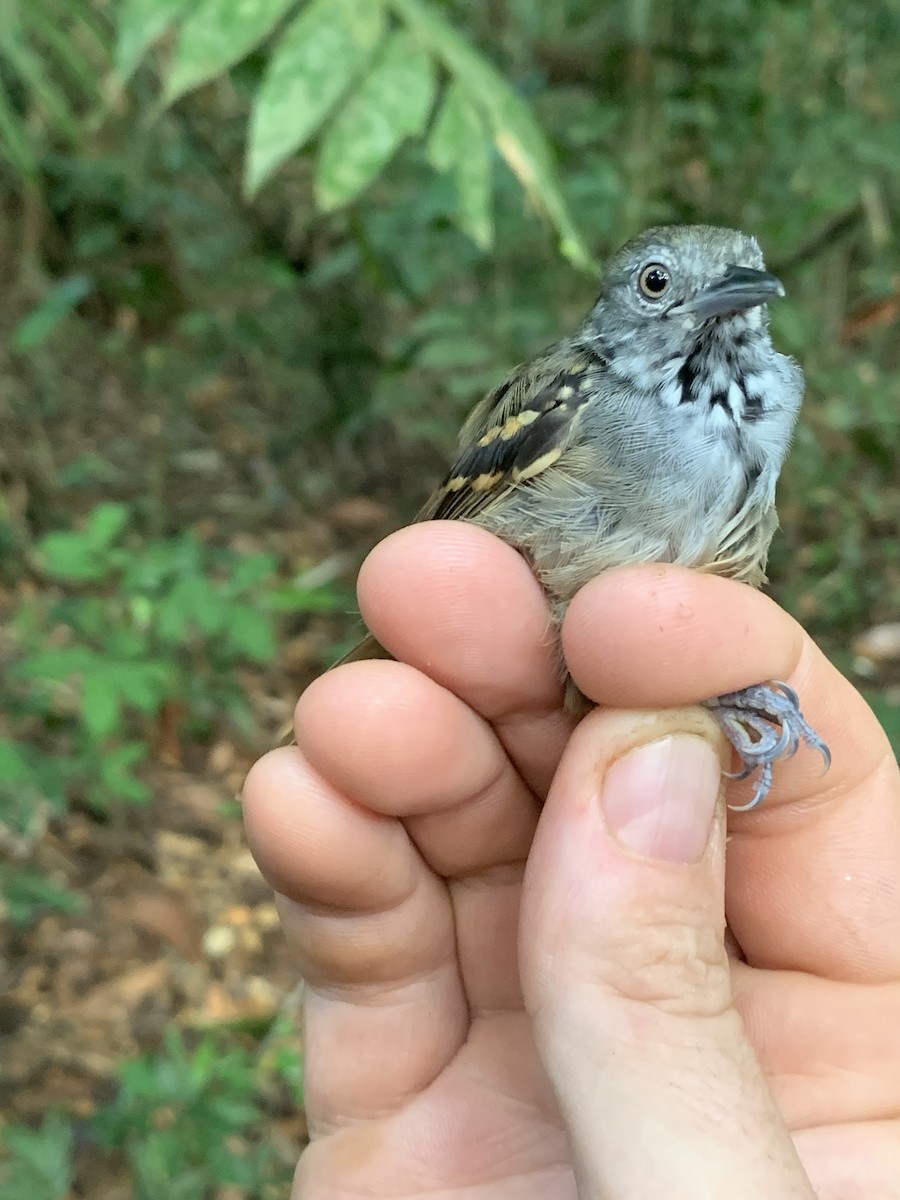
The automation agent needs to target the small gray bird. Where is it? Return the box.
[337,224,830,809]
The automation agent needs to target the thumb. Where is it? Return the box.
[519,707,815,1199]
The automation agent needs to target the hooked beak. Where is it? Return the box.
[668,264,785,321]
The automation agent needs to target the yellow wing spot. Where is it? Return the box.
[512,447,563,482]
[554,384,575,400]
[477,426,502,447]
[499,408,540,440]
[471,470,504,492]
[443,475,468,493]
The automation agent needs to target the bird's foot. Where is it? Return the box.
[702,680,831,812]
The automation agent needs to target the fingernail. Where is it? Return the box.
[601,736,722,863]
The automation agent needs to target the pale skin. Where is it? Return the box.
[243,522,900,1199]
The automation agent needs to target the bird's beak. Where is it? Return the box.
[669,264,785,321]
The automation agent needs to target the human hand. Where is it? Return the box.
[243,522,900,1198]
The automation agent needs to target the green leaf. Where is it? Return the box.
[225,604,276,661]
[245,0,385,195]
[315,30,436,210]
[0,78,38,178]
[12,276,93,351]
[165,0,298,104]
[0,739,33,784]
[34,504,127,581]
[35,532,114,582]
[82,671,123,738]
[0,1113,74,1198]
[267,582,350,613]
[98,743,151,805]
[389,0,595,270]
[23,1,108,103]
[192,582,229,637]
[157,574,226,640]
[111,662,173,711]
[0,24,81,142]
[156,591,189,643]
[14,646,96,681]
[428,82,493,248]
[116,0,197,81]
[415,333,493,368]
[428,80,469,174]
[227,551,277,594]
[87,502,130,549]
[0,866,84,929]
[0,742,69,844]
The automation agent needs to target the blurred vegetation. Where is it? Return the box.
[1,1023,303,1198]
[1,0,898,1193]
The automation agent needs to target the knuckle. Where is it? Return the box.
[582,908,732,1018]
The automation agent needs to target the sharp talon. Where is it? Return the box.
[728,761,772,812]
[770,679,800,708]
[723,765,753,781]
[706,680,831,810]
[769,721,794,761]
[728,786,766,813]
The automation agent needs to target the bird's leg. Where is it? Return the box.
[702,681,831,812]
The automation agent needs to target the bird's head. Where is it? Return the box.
[586,225,784,365]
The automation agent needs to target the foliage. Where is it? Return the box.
[0,861,86,926]
[92,1028,296,1198]
[118,0,595,266]
[1,500,344,923]
[0,0,111,179]
[0,1029,302,1200]
[0,1113,73,1200]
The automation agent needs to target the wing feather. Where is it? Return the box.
[419,346,605,523]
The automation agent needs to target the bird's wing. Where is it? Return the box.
[294,346,607,716]
[418,345,604,523]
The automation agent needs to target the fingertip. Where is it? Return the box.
[359,519,525,572]
[242,746,298,864]
[562,565,805,708]
[357,522,543,646]
[353,521,563,719]
[295,658,505,817]
[241,743,411,909]
[241,744,326,897]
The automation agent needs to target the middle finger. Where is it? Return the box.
[297,658,542,1012]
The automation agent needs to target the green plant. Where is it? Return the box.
[117,0,594,266]
[0,501,346,923]
[0,1028,302,1199]
[0,862,85,926]
[0,0,111,181]
[92,1028,294,1198]
[10,500,339,789]
[0,1113,73,1200]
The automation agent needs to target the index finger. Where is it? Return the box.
[563,565,900,984]
[355,522,576,798]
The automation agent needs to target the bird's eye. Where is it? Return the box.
[638,263,671,299]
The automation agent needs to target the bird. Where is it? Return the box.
[322,224,830,810]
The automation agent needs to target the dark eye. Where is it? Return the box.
[638,263,671,299]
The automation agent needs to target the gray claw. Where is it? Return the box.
[703,679,830,810]
[728,763,773,813]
